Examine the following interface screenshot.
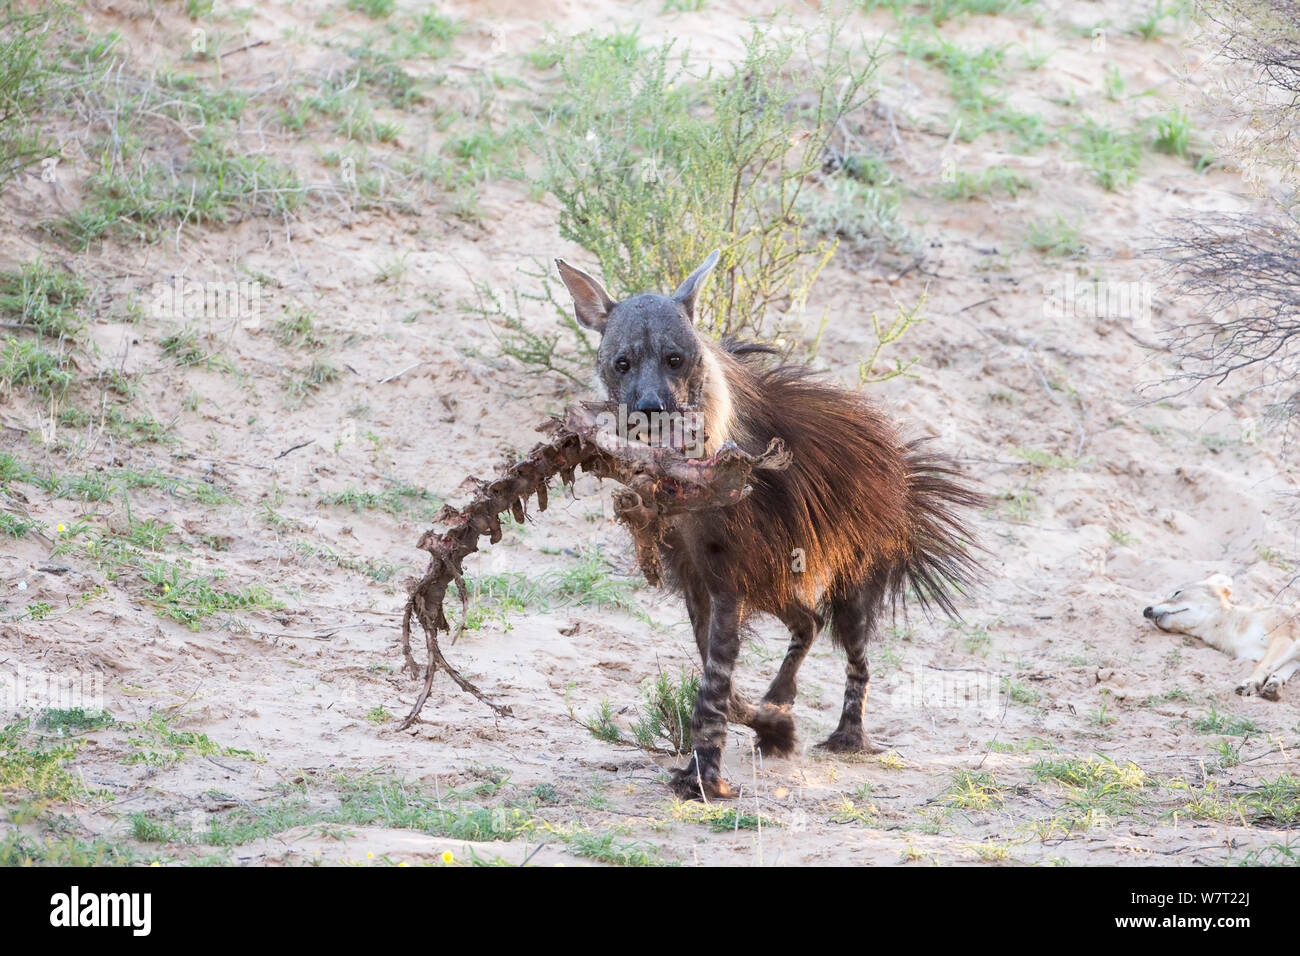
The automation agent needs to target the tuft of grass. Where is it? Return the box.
[1127,0,1187,42]
[294,542,398,582]
[0,510,40,537]
[1001,677,1041,706]
[0,337,74,397]
[140,560,281,631]
[673,801,776,831]
[347,0,395,17]
[1011,446,1090,469]
[566,829,672,866]
[127,774,537,853]
[1025,215,1086,258]
[584,700,623,744]
[1031,755,1149,819]
[938,165,1032,200]
[273,306,325,350]
[320,480,441,519]
[285,358,339,402]
[53,133,303,249]
[1071,119,1143,191]
[0,261,88,338]
[450,548,635,632]
[1150,106,1192,158]
[159,326,226,370]
[906,36,1008,114]
[865,0,1035,23]
[1242,776,1300,827]
[941,769,1005,810]
[630,669,698,754]
[1191,704,1259,737]
[828,795,880,824]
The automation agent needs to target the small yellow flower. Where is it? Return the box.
[57,524,65,533]
[163,584,170,593]
[367,852,374,859]
[150,861,160,867]
[398,862,407,868]
[441,850,454,864]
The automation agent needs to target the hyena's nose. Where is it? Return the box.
[635,397,667,414]
[1143,606,1155,619]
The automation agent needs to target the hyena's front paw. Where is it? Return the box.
[1261,678,1284,701]
[669,747,734,801]
[814,726,886,755]
[751,702,798,759]
[1235,680,1261,697]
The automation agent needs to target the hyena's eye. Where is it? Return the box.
[614,357,630,374]
[665,354,683,369]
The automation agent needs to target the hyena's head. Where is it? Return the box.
[555,251,720,418]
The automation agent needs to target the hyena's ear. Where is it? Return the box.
[671,249,721,319]
[555,258,617,333]
[1205,573,1233,602]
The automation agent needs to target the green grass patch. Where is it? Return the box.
[1071,119,1143,190]
[939,165,1032,200]
[1191,704,1259,737]
[140,560,281,631]
[0,719,89,800]
[320,480,441,519]
[123,712,261,767]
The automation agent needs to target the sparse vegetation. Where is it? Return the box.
[0,0,1284,870]
[1072,119,1144,190]
[537,20,880,338]
[630,669,698,754]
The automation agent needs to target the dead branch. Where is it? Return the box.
[397,402,791,729]
[1148,211,1300,422]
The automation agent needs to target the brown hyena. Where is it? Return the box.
[557,250,983,799]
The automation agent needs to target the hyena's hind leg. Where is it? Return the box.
[751,603,823,758]
[683,572,756,725]
[816,577,889,754]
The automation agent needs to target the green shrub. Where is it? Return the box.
[631,669,698,754]
[538,20,881,337]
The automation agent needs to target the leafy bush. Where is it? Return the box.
[538,20,881,337]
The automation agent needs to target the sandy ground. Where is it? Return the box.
[2,0,1299,866]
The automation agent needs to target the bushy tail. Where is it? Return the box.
[894,440,986,619]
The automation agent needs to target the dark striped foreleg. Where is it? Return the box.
[671,591,743,799]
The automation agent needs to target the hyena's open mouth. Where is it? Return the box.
[618,406,707,457]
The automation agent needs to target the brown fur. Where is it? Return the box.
[554,251,982,799]
[661,341,983,797]
[667,342,981,622]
